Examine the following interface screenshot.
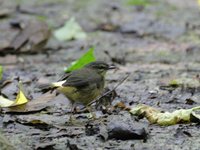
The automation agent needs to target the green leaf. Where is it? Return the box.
[65,47,96,72]
[54,17,87,41]
[0,66,3,80]
[126,0,151,6]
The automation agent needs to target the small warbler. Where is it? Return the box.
[40,61,115,111]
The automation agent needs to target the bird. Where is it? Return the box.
[39,61,115,117]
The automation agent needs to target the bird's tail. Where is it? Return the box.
[37,81,65,93]
[37,83,56,93]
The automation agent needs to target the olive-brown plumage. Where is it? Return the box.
[40,61,115,106]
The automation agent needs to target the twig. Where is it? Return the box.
[81,73,130,110]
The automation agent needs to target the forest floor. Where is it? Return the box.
[0,0,200,149]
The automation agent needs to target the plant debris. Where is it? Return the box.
[130,104,200,126]
[64,47,96,72]
[0,82,28,108]
[2,19,51,54]
[54,17,87,41]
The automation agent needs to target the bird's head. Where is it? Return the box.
[85,61,116,76]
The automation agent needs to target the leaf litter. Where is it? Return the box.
[0,82,28,108]
[54,17,87,41]
[1,0,200,149]
[0,19,51,54]
[130,104,200,126]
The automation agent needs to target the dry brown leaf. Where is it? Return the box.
[9,19,51,53]
[2,93,55,113]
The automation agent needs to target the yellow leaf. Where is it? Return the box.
[0,82,28,108]
[0,96,14,107]
[130,104,200,126]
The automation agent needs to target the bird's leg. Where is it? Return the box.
[69,102,76,122]
[68,103,84,126]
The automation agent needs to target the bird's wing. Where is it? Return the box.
[57,72,71,81]
[62,69,102,87]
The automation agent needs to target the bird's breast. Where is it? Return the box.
[57,82,104,105]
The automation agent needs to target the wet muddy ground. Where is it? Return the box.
[0,0,200,149]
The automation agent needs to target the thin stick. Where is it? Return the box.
[81,73,130,110]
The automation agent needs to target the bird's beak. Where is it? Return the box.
[108,65,116,70]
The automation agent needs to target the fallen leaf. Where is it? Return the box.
[2,93,55,113]
[13,114,70,128]
[130,104,200,126]
[9,19,51,53]
[64,47,96,72]
[0,82,28,108]
[114,101,130,110]
[54,17,87,41]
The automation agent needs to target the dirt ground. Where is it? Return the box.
[0,0,200,150]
